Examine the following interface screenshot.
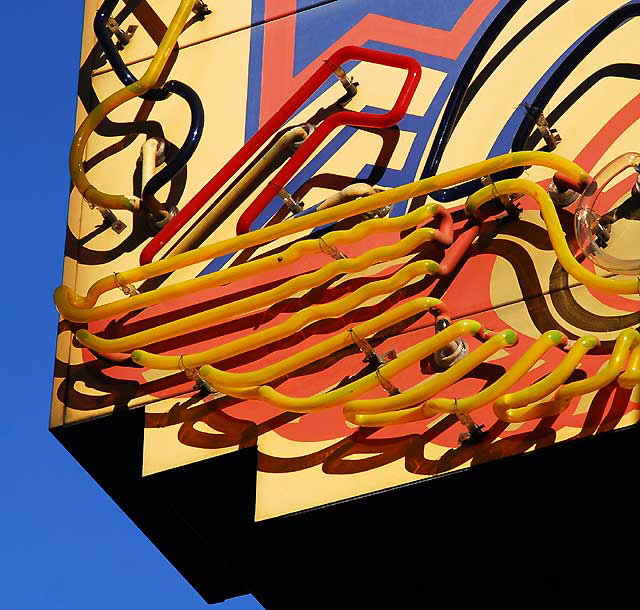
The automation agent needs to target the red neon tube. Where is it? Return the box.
[236,47,421,234]
[140,45,421,264]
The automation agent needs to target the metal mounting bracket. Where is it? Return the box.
[180,363,218,395]
[535,112,562,150]
[480,174,523,219]
[87,200,126,234]
[106,17,137,50]
[323,60,359,105]
[318,237,348,260]
[455,409,486,444]
[192,1,212,20]
[349,329,399,394]
[113,273,139,297]
[278,188,304,215]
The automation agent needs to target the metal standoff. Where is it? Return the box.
[192,0,212,20]
[179,358,217,395]
[455,409,486,444]
[480,174,512,209]
[113,273,139,297]
[106,17,137,49]
[376,369,400,396]
[278,188,304,214]
[433,318,468,370]
[87,197,127,233]
[323,60,359,104]
[480,174,522,219]
[318,237,347,260]
[98,207,127,234]
[349,329,396,369]
[535,111,561,150]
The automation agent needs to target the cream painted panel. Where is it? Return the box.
[90,0,336,74]
[255,281,640,520]
[74,28,252,299]
[427,0,635,190]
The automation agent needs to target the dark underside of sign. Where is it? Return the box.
[52,412,639,607]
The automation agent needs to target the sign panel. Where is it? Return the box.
[54,0,640,524]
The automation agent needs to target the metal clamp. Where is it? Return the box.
[106,17,137,50]
[535,111,561,150]
[454,404,486,444]
[178,356,216,394]
[323,60,359,105]
[375,368,400,396]
[349,329,398,370]
[278,188,304,214]
[192,0,212,20]
[98,207,127,234]
[318,237,348,260]
[480,175,522,219]
[113,272,139,297]
[85,197,127,234]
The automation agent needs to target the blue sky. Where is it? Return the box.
[0,2,262,608]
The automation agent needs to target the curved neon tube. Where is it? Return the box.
[140,45,422,263]
[95,1,206,217]
[141,80,204,218]
[70,0,198,211]
[344,330,519,427]
[423,330,568,415]
[198,297,440,390]
[493,336,599,422]
[465,179,639,294]
[130,260,439,370]
[236,48,422,234]
[167,125,309,256]
[618,343,640,389]
[419,0,527,192]
[205,320,485,412]
[75,222,442,351]
[55,151,589,319]
[553,328,640,403]
[351,328,640,427]
[495,330,640,423]
[432,3,640,202]
[56,202,443,323]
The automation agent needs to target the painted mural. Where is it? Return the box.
[53,0,640,519]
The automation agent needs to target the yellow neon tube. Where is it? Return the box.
[422,330,568,415]
[465,179,639,294]
[208,320,485,412]
[618,343,640,389]
[493,336,599,423]
[198,297,440,389]
[344,330,518,427]
[55,151,589,317]
[553,328,640,404]
[75,225,440,352]
[55,203,440,322]
[69,0,198,211]
[131,260,438,370]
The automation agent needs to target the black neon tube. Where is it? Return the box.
[142,80,204,205]
[94,0,205,208]
[418,0,528,190]
[429,2,640,202]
